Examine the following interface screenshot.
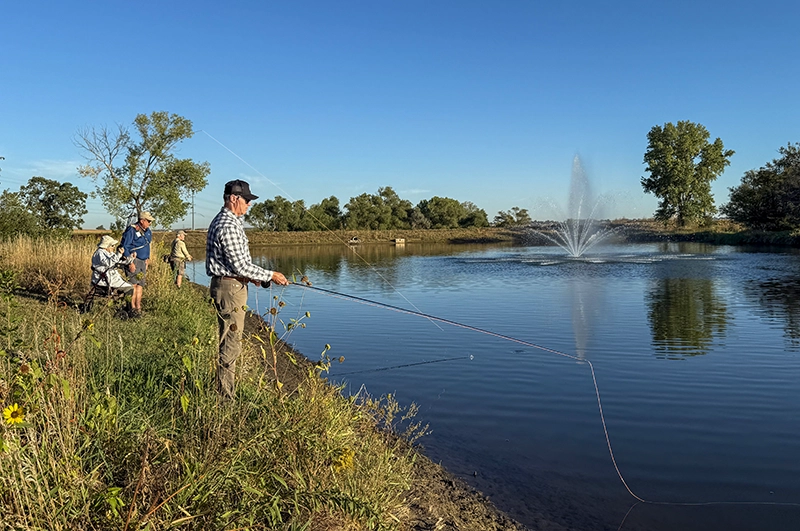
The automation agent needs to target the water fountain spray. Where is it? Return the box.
[532,156,616,257]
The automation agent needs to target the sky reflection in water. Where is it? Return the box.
[188,241,800,531]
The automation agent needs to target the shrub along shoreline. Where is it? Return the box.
[0,236,526,530]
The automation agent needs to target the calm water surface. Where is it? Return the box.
[189,242,800,531]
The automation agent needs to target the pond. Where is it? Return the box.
[187,241,800,530]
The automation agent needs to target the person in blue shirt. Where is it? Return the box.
[120,211,154,318]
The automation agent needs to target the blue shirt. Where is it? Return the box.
[205,207,274,281]
[120,223,152,260]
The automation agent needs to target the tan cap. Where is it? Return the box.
[98,235,119,248]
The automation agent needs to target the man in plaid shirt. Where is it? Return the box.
[206,179,289,399]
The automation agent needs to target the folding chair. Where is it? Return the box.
[81,266,128,316]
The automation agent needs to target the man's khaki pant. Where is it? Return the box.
[210,277,248,399]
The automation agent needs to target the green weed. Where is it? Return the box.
[0,236,419,530]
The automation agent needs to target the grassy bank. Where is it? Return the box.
[606,218,800,246]
[181,227,515,248]
[77,220,800,249]
[0,236,426,530]
[75,228,516,249]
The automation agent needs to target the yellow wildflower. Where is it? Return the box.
[3,403,25,425]
[333,447,355,471]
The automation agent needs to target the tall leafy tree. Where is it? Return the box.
[75,111,210,227]
[246,196,306,231]
[721,143,800,230]
[409,206,431,229]
[0,190,41,238]
[377,186,412,229]
[19,176,87,232]
[493,207,531,227]
[344,192,393,229]
[306,196,343,230]
[341,187,407,230]
[459,201,489,227]
[417,196,465,228]
[641,121,734,226]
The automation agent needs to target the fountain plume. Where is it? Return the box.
[532,156,616,257]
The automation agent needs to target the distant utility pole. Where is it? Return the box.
[191,192,195,230]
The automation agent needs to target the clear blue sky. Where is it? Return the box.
[1,1,798,229]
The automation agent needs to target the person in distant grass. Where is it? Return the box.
[206,180,289,400]
[169,230,193,288]
[120,211,154,318]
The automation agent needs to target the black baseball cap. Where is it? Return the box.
[224,179,259,202]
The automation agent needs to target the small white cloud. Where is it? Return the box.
[24,159,80,179]
[237,173,285,195]
[1,159,84,190]
[399,189,430,196]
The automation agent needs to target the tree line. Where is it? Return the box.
[243,187,532,231]
[0,113,799,237]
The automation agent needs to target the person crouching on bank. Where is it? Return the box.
[91,235,134,296]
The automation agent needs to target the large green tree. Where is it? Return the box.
[721,143,800,230]
[0,190,41,238]
[343,187,411,230]
[19,176,87,232]
[306,196,343,230]
[0,177,88,238]
[409,206,431,229]
[417,196,464,228]
[459,201,489,228]
[493,206,531,227]
[641,121,734,226]
[377,187,412,229]
[75,111,210,227]
[246,196,308,231]
[344,192,392,230]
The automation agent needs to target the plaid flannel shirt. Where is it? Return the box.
[205,208,274,282]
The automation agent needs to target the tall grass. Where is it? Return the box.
[0,235,98,301]
[0,236,419,530]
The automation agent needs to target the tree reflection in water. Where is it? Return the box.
[745,278,800,349]
[646,277,728,358]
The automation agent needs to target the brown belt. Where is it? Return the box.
[216,276,248,283]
